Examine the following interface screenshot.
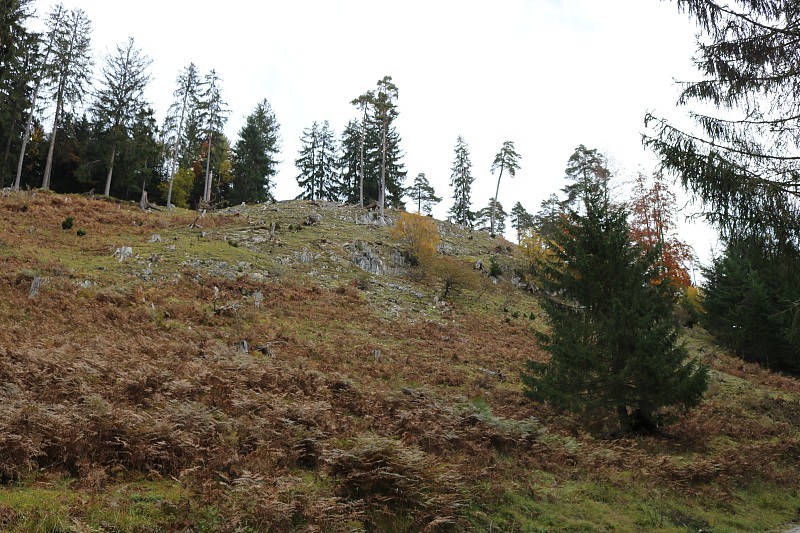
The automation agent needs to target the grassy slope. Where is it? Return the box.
[0,191,798,532]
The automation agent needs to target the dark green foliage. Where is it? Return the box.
[475,198,506,235]
[407,172,441,215]
[522,186,708,432]
[229,99,280,204]
[490,140,521,235]
[61,216,74,230]
[338,107,406,208]
[510,202,533,243]
[295,120,339,201]
[76,228,85,236]
[448,136,474,226]
[0,0,37,186]
[92,37,152,196]
[488,255,502,278]
[702,238,800,374]
[645,1,800,241]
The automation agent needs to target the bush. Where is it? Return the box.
[391,212,440,267]
[61,216,74,230]
[488,255,502,277]
[76,228,86,237]
[429,257,480,300]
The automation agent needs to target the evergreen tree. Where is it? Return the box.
[645,0,800,242]
[163,62,202,207]
[0,0,37,186]
[449,135,474,226]
[295,121,319,199]
[338,119,362,204]
[562,144,611,210]
[373,75,399,221]
[229,99,280,204]
[510,201,533,243]
[350,90,373,207]
[490,140,521,235]
[475,198,507,234]
[522,184,708,432]
[198,69,228,203]
[92,37,152,197]
[41,5,93,191]
[533,193,564,242]
[407,172,441,215]
[703,237,800,375]
[295,120,339,201]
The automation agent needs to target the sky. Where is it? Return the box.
[29,0,718,270]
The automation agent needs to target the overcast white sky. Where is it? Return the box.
[30,0,717,269]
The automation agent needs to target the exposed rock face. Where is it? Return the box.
[347,241,387,275]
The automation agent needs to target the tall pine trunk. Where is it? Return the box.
[42,82,65,190]
[491,166,504,236]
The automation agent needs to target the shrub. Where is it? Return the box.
[76,228,86,237]
[61,216,74,230]
[391,212,440,267]
[429,257,480,300]
[488,255,502,277]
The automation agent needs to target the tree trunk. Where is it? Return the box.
[380,119,387,223]
[491,166,504,236]
[42,84,64,190]
[616,405,630,433]
[359,105,366,207]
[104,141,117,196]
[203,131,213,203]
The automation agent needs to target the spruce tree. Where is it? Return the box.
[523,146,708,432]
[229,99,280,204]
[338,119,362,204]
[41,5,93,191]
[92,37,152,197]
[449,135,474,226]
[296,121,339,201]
[510,202,533,243]
[645,0,800,242]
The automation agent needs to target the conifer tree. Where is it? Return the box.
[295,120,339,201]
[523,167,708,432]
[645,0,800,242]
[373,75,399,222]
[407,172,441,215]
[92,37,152,197]
[198,69,228,203]
[475,198,507,235]
[510,201,533,243]
[229,99,280,204]
[163,62,202,207]
[338,119,362,204]
[41,5,93,191]
[490,140,521,235]
[449,135,474,226]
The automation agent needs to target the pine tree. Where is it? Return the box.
[407,172,441,215]
[475,198,507,235]
[562,144,610,210]
[490,140,521,236]
[373,75,399,222]
[449,135,474,226]
[510,201,533,243]
[229,99,280,204]
[295,121,319,199]
[41,5,93,191]
[522,184,708,432]
[350,91,373,207]
[92,37,152,197]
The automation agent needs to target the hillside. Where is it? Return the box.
[0,190,798,532]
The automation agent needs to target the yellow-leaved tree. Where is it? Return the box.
[391,212,440,266]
